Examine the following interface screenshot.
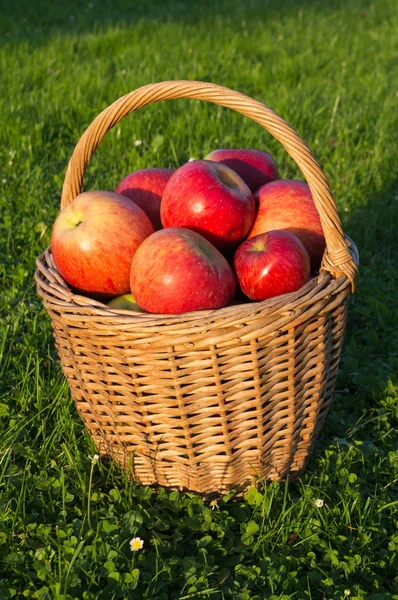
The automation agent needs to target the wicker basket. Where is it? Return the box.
[35,81,359,495]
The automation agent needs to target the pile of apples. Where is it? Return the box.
[51,149,326,314]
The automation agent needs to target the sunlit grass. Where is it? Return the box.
[0,0,397,597]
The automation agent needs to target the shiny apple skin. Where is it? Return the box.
[115,167,174,230]
[160,160,255,250]
[130,228,236,314]
[234,230,310,301]
[51,191,154,297]
[249,180,326,272]
[204,148,278,192]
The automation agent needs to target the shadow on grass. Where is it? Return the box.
[310,176,398,460]
[1,0,378,48]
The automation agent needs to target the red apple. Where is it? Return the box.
[204,148,278,193]
[234,230,310,301]
[130,228,236,314]
[51,190,154,296]
[249,180,326,271]
[160,160,255,250]
[115,167,174,230]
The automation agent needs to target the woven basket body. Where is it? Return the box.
[35,81,358,495]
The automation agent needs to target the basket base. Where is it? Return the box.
[93,435,310,496]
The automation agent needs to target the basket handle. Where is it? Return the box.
[60,80,358,292]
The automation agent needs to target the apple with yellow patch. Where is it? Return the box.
[51,191,154,297]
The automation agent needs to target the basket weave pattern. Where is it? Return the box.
[35,81,358,494]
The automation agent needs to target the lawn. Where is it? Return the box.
[1,0,398,598]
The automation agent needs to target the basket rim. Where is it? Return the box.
[35,236,358,330]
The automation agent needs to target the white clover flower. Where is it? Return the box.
[210,499,218,510]
[89,454,99,464]
[130,537,144,551]
[134,139,143,147]
[314,498,324,508]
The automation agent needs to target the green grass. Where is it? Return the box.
[1,0,398,598]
